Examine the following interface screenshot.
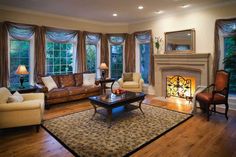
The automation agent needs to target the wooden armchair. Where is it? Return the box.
[196,70,230,121]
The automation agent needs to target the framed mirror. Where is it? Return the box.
[165,29,195,53]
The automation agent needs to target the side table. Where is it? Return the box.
[97,78,116,94]
[8,85,39,94]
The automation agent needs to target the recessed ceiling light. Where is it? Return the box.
[138,6,144,10]
[155,10,164,14]
[113,13,117,17]
[180,4,190,8]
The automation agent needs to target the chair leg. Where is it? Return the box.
[36,125,40,132]
[225,102,229,120]
[206,103,210,121]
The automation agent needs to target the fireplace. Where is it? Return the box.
[154,53,210,97]
[166,75,196,99]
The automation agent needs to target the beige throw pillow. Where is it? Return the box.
[83,73,96,86]
[8,91,24,103]
[0,87,12,104]
[42,76,58,91]
[123,73,133,82]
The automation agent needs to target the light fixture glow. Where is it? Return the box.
[113,13,117,17]
[155,10,164,14]
[138,6,144,10]
[181,4,190,8]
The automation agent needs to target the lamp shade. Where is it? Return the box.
[16,65,29,75]
[99,63,108,70]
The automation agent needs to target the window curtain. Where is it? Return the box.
[107,33,126,45]
[0,22,8,87]
[125,33,135,72]
[77,31,86,72]
[214,18,236,78]
[100,34,109,77]
[0,21,36,87]
[45,27,77,43]
[134,30,155,86]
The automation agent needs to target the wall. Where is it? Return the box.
[128,2,236,84]
[0,6,129,33]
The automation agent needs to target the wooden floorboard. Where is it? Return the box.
[0,95,236,157]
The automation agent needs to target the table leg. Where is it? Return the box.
[138,99,145,115]
[107,108,112,127]
[91,102,97,120]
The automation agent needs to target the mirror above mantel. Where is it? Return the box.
[165,29,195,54]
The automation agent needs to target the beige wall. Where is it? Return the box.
[0,7,129,33]
[128,2,236,83]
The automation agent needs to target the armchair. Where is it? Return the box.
[118,73,144,92]
[0,90,45,132]
[196,70,230,121]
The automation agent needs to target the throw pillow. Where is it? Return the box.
[83,73,96,86]
[74,73,83,86]
[42,76,58,91]
[8,91,24,103]
[123,73,133,82]
[0,87,12,104]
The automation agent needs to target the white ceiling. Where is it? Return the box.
[0,0,234,23]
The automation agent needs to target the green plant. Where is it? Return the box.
[154,37,162,50]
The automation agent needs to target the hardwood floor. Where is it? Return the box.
[1,96,236,157]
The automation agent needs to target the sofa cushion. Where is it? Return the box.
[84,85,100,93]
[74,73,83,86]
[83,73,96,86]
[65,86,86,95]
[0,87,12,104]
[122,81,139,88]
[133,73,141,83]
[123,73,133,82]
[47,88,69,99]
[42,76,58,91]
[59,75,75,88]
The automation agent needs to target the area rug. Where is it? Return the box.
[42,104,192,157]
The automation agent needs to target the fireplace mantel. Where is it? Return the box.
[154,53,211,97]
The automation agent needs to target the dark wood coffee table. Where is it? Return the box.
[89,92,145,127]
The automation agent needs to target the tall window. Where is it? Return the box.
[224,36,236,95]
[85,34,100,74]
[45,28,77,75]
[109,36,124,80]
[46,42,74,75]
[7,24,35,87]
[10,39,30,86]
[136,32,151,84]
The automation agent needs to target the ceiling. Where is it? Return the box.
[0,0,234,23]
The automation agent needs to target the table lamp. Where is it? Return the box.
[16,65,29,88]
[99,63,108,80]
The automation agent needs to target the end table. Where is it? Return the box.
[8,85,39,94]
[97,78,116,94]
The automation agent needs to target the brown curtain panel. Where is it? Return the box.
[0,22,9,87]
[149,31,155,86]
[125,33,135,72]
[100,34,109,77]
[213,18,236,78]
[77,31,86,72]
[34,26,46,81]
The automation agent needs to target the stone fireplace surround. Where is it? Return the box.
[154,53,210,97]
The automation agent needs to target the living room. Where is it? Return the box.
[0,0,236,156]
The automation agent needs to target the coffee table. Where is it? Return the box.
[89,92,145,127]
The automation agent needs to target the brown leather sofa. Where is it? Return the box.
[36,73,101,108]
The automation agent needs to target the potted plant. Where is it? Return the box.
[154,37,163,52]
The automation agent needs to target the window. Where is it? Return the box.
[46,41,74,75]
[139,43,150,84]
[136,32,151,84]
[110,44,124,79]
[9,39,30,86]
[224,36,236,95]
[86,44,97,73]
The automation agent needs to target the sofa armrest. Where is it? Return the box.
[118,78,124,87]
[0,100,41,112]
[140,79,144,87]
[35,83,48,93]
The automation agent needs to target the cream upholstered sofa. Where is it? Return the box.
[0,88,45,132]
[118,73,144,92]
